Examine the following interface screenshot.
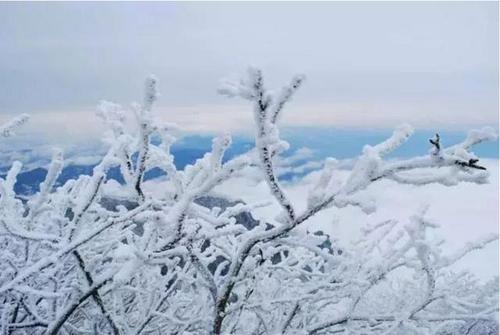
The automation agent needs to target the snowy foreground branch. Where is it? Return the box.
[0,69,498,335]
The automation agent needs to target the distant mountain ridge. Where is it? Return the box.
[3,129,498,196]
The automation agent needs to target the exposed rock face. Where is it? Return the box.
[100,195,261,229]
[193,196,261,275]
[99,197,138,212]
[195,196,260,231]
[99,194,337,271]
[99,195,262,237]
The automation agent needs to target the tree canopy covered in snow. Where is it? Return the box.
[0,69,497,335]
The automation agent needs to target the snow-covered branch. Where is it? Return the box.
[0,114,29,138]
[0,68,496,335]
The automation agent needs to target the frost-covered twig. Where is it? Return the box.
[213,67,497,334]
[0,114,29,138]
[0,69,496,335]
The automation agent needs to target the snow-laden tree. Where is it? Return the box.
[0,69,497,335]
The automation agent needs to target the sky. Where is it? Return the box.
[0,1,498,143]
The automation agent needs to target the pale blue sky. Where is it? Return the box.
[0,2,498,139]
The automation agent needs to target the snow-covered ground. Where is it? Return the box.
[203,159,498,281]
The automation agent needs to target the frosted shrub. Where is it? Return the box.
[0,69,497,334]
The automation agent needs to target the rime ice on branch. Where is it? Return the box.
[0,114,29,138]
[0,68,497,335]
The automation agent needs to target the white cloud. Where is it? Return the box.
[207,159,499,281]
